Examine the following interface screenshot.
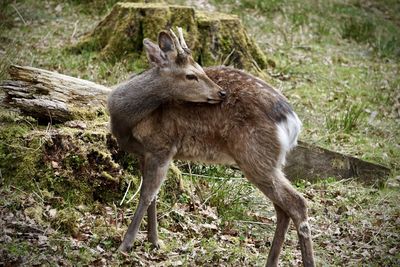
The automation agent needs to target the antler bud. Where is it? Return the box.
[177,27,191,54]
[169,28,185,55]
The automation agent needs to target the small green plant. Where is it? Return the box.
[342,104,365,133]
[376,33,400,58]
[341,16,375,43]
[326,104,365,134]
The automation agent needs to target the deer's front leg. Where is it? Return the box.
[140,158,159,247]
[119,154,171,252]
[147,198,159,247]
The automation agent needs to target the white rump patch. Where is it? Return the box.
[276,112,302,166]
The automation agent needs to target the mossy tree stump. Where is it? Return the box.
[74,2,267,73]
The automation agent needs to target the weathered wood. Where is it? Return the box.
[1,65,111,121]
[0,65,390,183]
[285,141,389,184]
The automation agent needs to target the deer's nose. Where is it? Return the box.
[218,90,227,99]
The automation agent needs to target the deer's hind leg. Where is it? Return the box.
[266,204,290,267]
[119,153,171,252]
[244,168,315,267]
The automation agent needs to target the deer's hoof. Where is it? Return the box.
[150,239,164,250]
[118,243,132,254]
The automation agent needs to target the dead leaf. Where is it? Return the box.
[38,235,48,245]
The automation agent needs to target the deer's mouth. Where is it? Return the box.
[207,98,222,104]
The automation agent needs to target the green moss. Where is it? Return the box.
[79,131,106,143]
[4,241,31,258]
[74,3,177,63]
[69,106,107,122]
[158,162,185,205]
[0,108,133,206]
[330,158,346,169]
[0,120,43,191]
[72,3,267,73]
[101,171,118,182]
[53,207,81,236]
[24,206,44,224]
[195,10,267,73]
[64,153,87,169]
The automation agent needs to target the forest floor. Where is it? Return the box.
[1,0,399,266]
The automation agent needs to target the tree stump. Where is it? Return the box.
[73,2,267,74]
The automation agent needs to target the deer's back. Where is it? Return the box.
[132,66,298,166]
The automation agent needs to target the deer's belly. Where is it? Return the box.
[175,136,236,165]
[175,152,236,165]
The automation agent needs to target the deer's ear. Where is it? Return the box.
[143,38,166,67]
[158,31,175,53]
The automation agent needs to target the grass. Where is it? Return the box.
[211,0,400,170]
[326,103,365,133]
[0,0,399,266]
[0,0,136,85]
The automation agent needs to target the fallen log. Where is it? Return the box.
[286,141,389,184]
[0,65,390,183]
[1,65,111,122]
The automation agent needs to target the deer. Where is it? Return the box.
[107,27,315,267]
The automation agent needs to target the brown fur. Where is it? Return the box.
[135,66,282,166]
[108,31,315,267]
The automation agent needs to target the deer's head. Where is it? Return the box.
[143,27,226,103]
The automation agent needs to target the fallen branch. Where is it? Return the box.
[286,141,389,184]
[1,65,110,122]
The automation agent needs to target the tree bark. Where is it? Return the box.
[1,65,111,122]
[0,65,390,183]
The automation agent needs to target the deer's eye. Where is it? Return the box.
[186,74,198,81]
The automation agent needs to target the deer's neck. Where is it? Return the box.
[122,68,170,126]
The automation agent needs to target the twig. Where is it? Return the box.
[312,233,322,239]
[51,237,97,252]
[202,178,228,206]
[10,185,28,195]
[358,223,385,251]
[11,4,27,25]
[47,112,53,131]
[11,221,45,233]
[188,162,192,177]
[329,177,356,185]
[251,59,263,73]
[127,176,143,204]
[32,180,45,204]
[0,141,40,151]
[32,190,44,204]
[71,20,79,41]
[112,203,119,227]
[181,172,245,181]
[222,48,236,66]
[234,220,272,226]
[119,179,132,206]
[29,51,36,66]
